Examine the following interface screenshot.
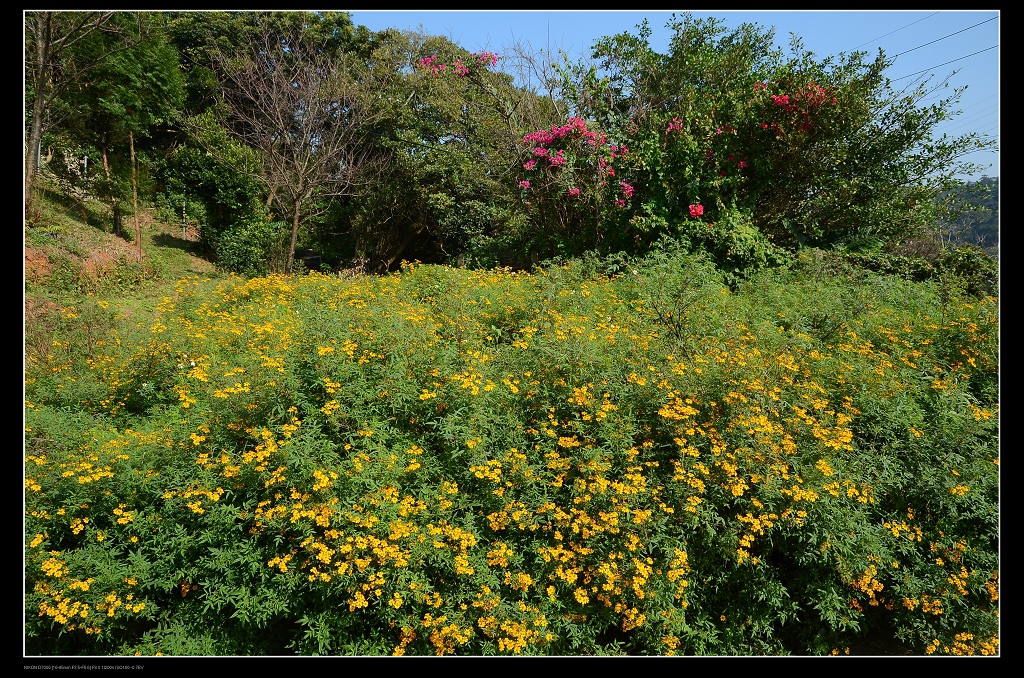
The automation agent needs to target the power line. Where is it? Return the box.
[852,11,940,50]
[937,105,999,135]
[893,15,997,57]
[921,91,996,108]
[890,45,997,81]
[960,93,998,111]
[934,103,998,131]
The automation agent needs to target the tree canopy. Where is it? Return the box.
[26,10,996,277]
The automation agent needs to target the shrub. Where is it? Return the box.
[214,215,289,277]
[25,257,998,656]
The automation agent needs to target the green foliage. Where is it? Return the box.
[931,177,998,262]
[338,29,559,271]
[790,245,997,302]
[213,214,290,277]
[674,205,790,286]
[555,14,995,257]
[936,245,998,299]
[159,114,271,272]
[36,12,185,216]
[26,252,998,656]
[628,243,727,349]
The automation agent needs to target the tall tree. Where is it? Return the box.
[337,29,561,271]
[59,12,184,243]
[24,11,149,214]
[198,14,381,272]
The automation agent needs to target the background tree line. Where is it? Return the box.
[25,10,998,280]
[939,175,998,260]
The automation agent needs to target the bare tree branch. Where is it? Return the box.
[200,23,384,272]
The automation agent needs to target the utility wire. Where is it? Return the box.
[890,45,997,81]
[893,15,997,57]
[938,106,999,135]
[852,11,940,50]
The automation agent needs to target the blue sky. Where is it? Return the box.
[348,10,999,181]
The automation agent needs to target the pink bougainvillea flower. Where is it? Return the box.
[689,204,704,218]
[474,51,498,66]
[523,160,536,171]
[568,188,581,197]
[519,180,530,190]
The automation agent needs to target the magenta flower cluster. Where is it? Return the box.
[417,52,498,78]
[701,123,746,178]
[521,116,635,206]
[758,81,836,133]
[472,51,499,67]
[417,55,447,76]
[523,117,602,147]
[613,181,635,207]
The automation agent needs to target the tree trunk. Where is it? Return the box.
[101,139,118,236]
[130,131,141,258]
[26,12,131,218]
[384,224,423,272]
[25,13,51,216]
[287,199,301,273]
[26,105,44,218]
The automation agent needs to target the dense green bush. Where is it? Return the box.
[25,253,998,656]
[213,214,289,277]
[936,245,998,299]
[543,14,994,261]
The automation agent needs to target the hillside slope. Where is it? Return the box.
[24,184,224,365]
